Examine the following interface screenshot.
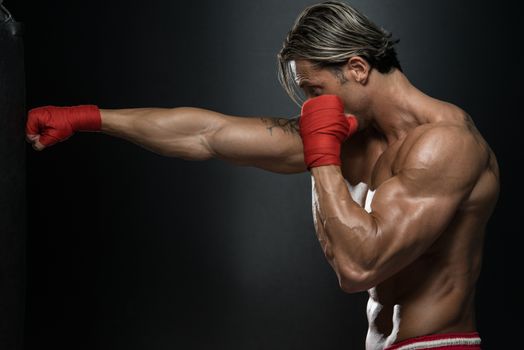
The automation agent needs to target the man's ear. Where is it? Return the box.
[345,56,371,84]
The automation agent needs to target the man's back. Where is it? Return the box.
[340,101,499,346]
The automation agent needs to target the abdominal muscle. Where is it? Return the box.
[364,257,477,350]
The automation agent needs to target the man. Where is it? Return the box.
[25,1,499,349]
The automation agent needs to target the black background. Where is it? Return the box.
[5,0,523,349]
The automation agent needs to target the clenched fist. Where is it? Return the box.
[25,105,101,151]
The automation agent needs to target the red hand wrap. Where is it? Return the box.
[25,105,102,147]
[299,95,358,169]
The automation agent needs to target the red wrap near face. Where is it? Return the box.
[299,95,358,170]
[25,105,101,147]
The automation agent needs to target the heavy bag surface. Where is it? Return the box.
[0,2,26,349]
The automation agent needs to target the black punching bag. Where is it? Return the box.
[0,2,26,349]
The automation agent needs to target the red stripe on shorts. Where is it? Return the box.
[384,332,481,350]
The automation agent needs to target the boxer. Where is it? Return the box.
[25,2,499,349]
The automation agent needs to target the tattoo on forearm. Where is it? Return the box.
[261,116,300,136]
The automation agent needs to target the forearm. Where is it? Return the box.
[100,107,222,159]
[311,165,378,282]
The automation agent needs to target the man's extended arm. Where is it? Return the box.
[26,106,307,174]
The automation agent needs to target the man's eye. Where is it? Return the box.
[310,88,322,96]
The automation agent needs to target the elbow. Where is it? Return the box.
[337,264,376,294]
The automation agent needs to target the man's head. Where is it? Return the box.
[278,1,402,110]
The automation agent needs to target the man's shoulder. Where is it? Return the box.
[397,121,488,183]
[405,102,477,143]
[401,120,476,155]
[411,122,475,149]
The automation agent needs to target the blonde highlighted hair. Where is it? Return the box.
[278,1,401,105]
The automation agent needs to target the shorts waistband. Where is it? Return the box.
[384,332,481,350]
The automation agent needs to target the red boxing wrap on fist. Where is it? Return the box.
[299,95,358,170]
[26,105,102,147]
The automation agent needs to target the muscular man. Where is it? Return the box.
[25,2,499,349]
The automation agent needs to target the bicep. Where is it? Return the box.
[368,175,463,280]
[364,129,483,284]
[208,114,307,173]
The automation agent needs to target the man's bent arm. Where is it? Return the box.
[310,126,487,292]
[100,107,307,174]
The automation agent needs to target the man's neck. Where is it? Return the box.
[365,70,435,145]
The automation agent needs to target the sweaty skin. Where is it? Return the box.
[295,59,500,347]
[313,123,498,345]
[26,59,499,349]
